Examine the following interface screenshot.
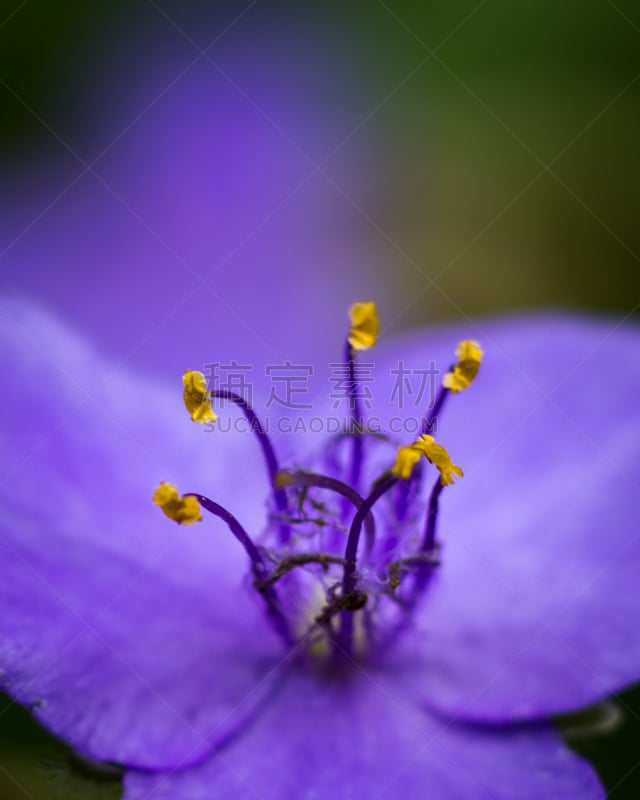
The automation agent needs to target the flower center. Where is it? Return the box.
[153,303,483,670]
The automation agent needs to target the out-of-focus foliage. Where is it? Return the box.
[2,1,639,329]
[0,693,122,799]
[332,0,640,328]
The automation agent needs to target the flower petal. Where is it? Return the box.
[374,314,640,722]
[0,301,289,769]
[124,670,603,799]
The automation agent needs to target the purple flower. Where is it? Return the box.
[1,298,639,799]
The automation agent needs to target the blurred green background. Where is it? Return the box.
[1,1,639,797]
[2,0,640,328]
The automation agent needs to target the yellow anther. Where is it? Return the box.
[391,445,422,480]
[348,301,379,351]
[443,340,483,393]
[416,435,464,485]
[392,434,463,486]
[182,370,217,423]
[153,481,202,525]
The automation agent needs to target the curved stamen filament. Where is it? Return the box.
[211,389,290,543]
[337,473,397,657]
[188,493,293,645]
[421,382,449,435]
[422,338,483,432]
[279,470,377,559]
[343,473,397,592]
[345,339,365,491]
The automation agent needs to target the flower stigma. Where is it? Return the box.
[154,306,482,671]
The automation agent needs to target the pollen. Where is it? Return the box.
[348,301,379,351]
[182,370,217,423]
[443,340,483,393]
[391,445,423,480]
[153,481,202,525]
[392,434,463,485]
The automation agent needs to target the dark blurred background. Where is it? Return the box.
[1,1,639,797]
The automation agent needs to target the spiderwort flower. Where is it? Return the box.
[1,298,639,799]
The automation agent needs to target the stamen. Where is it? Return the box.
[188,493,263,571]
[276,470,377,559]
[421,383,449,434]
[347,301,379,351]
[392,435,463,486]
[421,340,482,432]
[442,340,483,393]
[210,389,290,543]
[153,481,202,525]
[182,370,217,423]
[188,492,293,645]
[343,474,397,593]
[344,302,379,492]
[391,445,422,480]
[163,317,483,663]
[345,338,365,492]
[337,473,397,656]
